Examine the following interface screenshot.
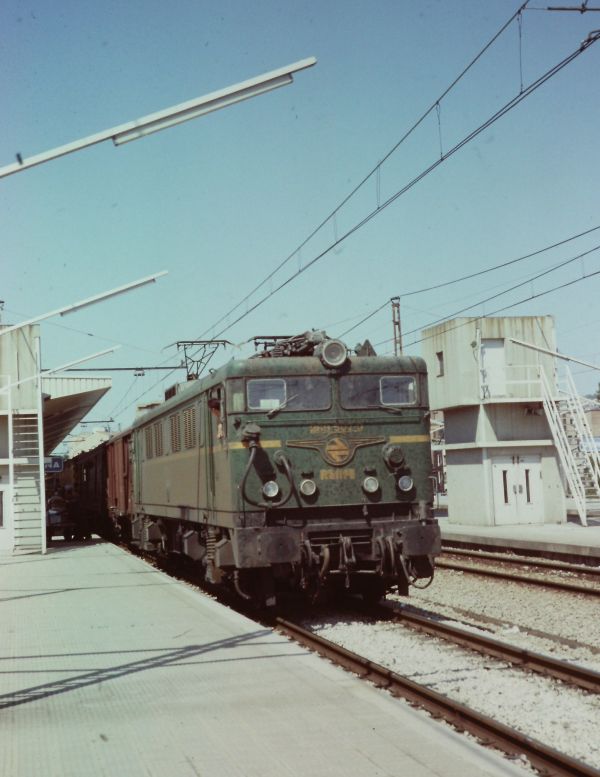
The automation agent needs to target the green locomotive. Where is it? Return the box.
[122,331,440,605]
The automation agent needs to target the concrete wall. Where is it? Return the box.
[442,405,550,447]
[0,325,41,413]
[0,324,45,555]
[423,316,557,411]
[422,316,566,526]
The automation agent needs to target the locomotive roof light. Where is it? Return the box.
[398,475,414,492]
[362,476,380,494]
[299,478,317,497]
[262,481,280,499]
[316,338,348,369]
[382,443,405,469]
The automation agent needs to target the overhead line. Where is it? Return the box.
[203,26,600,343]
[402,269,600,351]
[375,242,600,346]
[338,223,600,338]
[114,15,600,422]
[196,2,529,341]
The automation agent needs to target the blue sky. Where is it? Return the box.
[2,1,599,443]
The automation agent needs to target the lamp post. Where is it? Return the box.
[0,271,167,337]
[0,57,316,179]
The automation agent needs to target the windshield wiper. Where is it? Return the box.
[266,393,300,418]
[378,404,403,414]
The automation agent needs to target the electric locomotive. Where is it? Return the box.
[116,331,440,605]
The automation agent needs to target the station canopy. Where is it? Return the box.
[41,375,111,454]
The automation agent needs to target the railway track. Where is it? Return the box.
[276,616,600,777]
[138,545,600,775]
[442,548,600,578]
[436,552,600,597]
[368,602,600,693]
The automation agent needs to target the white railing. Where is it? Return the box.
[560,367,600,497]
[480,364,545,401]
[540,367,587,526]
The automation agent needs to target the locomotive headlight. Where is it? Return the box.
[362,476,380,494]
[262,480,280,499]
[317,338,348,369]
[382,443,405,468]
[397,475,414,492]
[299,479,317,497]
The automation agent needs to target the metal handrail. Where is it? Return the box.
[540,367,587,526]
[561,367,600,496]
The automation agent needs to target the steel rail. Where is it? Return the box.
[369,605,600,693]
[276,617,600,777]
[435,559,600,596]
[442,547,600,578]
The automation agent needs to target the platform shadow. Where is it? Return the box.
[0,629,279,710]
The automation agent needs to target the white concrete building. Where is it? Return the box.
[422,316,565,526]
[0,324,110,554]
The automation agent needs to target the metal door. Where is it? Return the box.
[481,339,506,397]
[492,455,543,525]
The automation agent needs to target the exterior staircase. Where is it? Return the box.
[11,412,45,553]
[540,366,600,527]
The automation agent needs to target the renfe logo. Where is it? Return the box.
[287,435,386,466]
[324,437,351,465]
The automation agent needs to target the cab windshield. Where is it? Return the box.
[339,374,417,408]
[246,376,331,412]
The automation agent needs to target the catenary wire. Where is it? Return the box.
[398,268,600,352]
[114,22,600,423]
[201,28,600,344]
[374,242,600,347]
[338,223,600,338]
[195,2,530,341]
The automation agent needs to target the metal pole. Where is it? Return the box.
[391,297,403,355]
[509,337,600,372]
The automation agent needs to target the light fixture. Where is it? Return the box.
[262,481,280,499]
[317,338,348,369]
[362,476,379,494]
[0,58,317,179]
[0,272,167,337]
[398,475,414,492]
[299,479,317,497]
[113,60,315,145]
[382,443,405,468]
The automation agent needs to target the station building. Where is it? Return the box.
[421,316,600,527]
[0,324,110,554]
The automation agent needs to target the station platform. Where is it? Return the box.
[437,514,600,562]
[0,541,531,777]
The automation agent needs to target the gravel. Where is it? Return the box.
[303,569,600,770]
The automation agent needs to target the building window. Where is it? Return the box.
[436,351,444,377]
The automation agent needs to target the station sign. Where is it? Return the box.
[44,456,64,473]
